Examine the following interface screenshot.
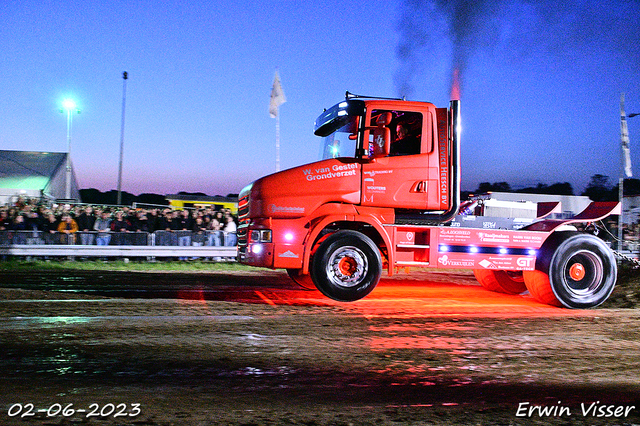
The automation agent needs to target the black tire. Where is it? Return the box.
[286,269,316,290]
[474,269,527,294]
[526,232,617,309]
[310,230,382,302]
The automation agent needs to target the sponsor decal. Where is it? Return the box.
[278,250,299,259]
[438,255,475,268]
[513,234,545,244]
[268,204,305,214]
[437,108,449,209]
[303,163,358,182]
[375,134,385,148]
[363,169,394,177]
[516,257,535,268]
[439,228,473,243]
[363,176,387,203]
[478,232,510,244]
[479,259,498,269]
[397,231,415,245]
[366,185,386,193]
[478,257,535,270]
[440,229,471,236]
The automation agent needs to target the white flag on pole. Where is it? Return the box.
[269,71,286,118]
[621,93,633,178]
[623,141,633,178]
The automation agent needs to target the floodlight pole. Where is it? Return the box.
[117,71,128,205]
[61,99,79,200]
[65,107,72,199]
[275,113,281,172]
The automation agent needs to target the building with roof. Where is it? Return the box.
[0,150,80,205]
[622,195,640,225]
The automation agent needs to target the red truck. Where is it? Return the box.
[238,93,620,309]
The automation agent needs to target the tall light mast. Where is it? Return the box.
[117,71,128,205]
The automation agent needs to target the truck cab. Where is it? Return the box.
[238,95,459,270]
[314,97,456,214]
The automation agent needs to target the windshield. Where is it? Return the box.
[314,100,365,160]
[319,117,359,160]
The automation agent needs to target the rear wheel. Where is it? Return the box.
[286,269,315,290]
[311,230,382,302]
[474,269,527,294]
[524,232,616,308]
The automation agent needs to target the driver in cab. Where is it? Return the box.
[390,122,420,156]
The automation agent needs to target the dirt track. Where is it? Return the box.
[0,268,639,425]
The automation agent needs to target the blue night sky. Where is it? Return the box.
[1,0,639,196]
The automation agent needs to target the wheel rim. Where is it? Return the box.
[569,263,586,281]
[326,246,368,288]
[562,250,603,296]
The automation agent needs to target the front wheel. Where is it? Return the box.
[524,232,616,308]
[311,230,382,302]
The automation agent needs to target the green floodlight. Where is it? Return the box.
[60,98,80,114]
[62,98,76,110]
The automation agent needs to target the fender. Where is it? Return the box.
[523,201,620,233]
[300,206,394,275]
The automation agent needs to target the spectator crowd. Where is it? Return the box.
[0,197,239,250]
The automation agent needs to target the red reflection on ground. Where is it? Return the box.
[176,287,333,307]
[369,336,466,351]
[173,270,593,319]
[341,278,589,319]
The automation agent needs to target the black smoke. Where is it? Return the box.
[395,0,640,100]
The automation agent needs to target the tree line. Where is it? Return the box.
[78,189,237,206]
[78,175,637,206]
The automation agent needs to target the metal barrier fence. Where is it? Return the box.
[0,231,238,259]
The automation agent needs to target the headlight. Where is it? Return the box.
[250,229,272,243]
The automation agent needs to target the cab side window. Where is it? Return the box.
[390,112,422,156]
[369,110,423,157]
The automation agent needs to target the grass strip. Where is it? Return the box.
[0,259,260,273]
